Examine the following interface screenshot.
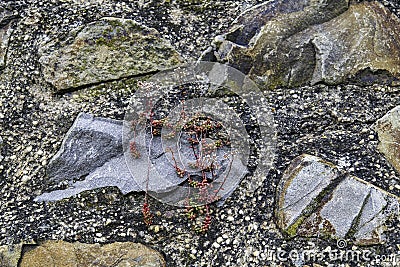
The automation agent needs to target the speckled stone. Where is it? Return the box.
[0,243,24,267]
[19,241,166,267]
[39,17,182,91]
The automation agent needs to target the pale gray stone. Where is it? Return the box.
[35,155,140,202]
[276,154,338,230]
[276,154,400,245]
[211,1,400,89]
[320,177,370,238]
[375,106,400,174]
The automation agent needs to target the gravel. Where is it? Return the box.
[1,0,400,266]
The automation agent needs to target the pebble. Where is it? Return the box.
[212,242,220,249]
[21,175,30,183]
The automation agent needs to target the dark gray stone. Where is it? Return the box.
[210,0,400,89]
[0,7,15,70]
[46,113,123,183]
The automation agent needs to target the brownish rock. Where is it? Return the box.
[19,241,166,267]
[39,17,182,92]
[213,1,400,89]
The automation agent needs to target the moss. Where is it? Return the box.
[286,216,305,236]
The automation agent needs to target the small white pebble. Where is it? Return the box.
[21,175,30,183]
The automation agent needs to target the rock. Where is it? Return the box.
[19,241,166,267]
[276,154,400,245]
[276,155,338,231]
[0,136,3,161]
[46,113,123,183]
[211,1,400,89]
[375,106,400,174]
[0,7,16,70]
[39,17,182,91]
[37,111,242,204]
[0,243,24,267]
[35,113,142,201]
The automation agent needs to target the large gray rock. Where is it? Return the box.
[375,106,400,174]
[19,241,166,267]
[210,1,400,89]
[36,113,141,201]
[39,17,182,91]
[276,154,400,245]
[46,113,123,183]
[36,112,240,204]
[276,155,338,230]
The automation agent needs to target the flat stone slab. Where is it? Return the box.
[18,241,165,267]
[39,17,182,91]
[375,105,400,174]
[35,113,142,202]
[210,0,400,89]
[276,154,400,245]
[35,113,238,204]
[45,113,124,183]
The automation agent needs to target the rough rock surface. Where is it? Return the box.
[46,113,123,183]
[36,113,141,201]
[39,17,182,91]
[0,7,16,70]
[37,112,238,203]
[1,0,400,266]
[211,0,400,89]
[276,154,400,245]
[0,243,23,267]
[375,105,400,174]
[19,241,166,267]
